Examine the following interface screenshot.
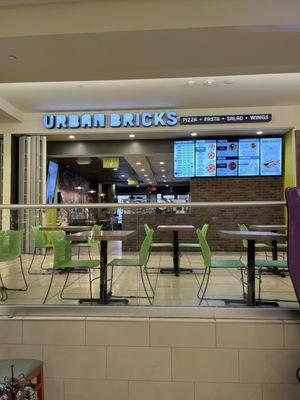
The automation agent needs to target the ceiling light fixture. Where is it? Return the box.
[147,178,150,181]
[113,168,118,171]
[136,162,141,165]
[121,174,125,177]
[141,169,145,172]
[161,169,165,172]
[256,130,263,135]
[69,135,75,139]
[163,180,167,183]
[74,186,83,190]
[88,190,96,194]
[224,77,237,85]
[162,175,166,178]
[187,80,196,86]
[204,79,215,86]
[129,134,135,138]
[8,54,18,60]
[159,161,165,165]
[144,174,148,177]
[191,132,198,137]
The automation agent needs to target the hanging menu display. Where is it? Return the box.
[174,140,195,177]
[216,139,238,176]
[238,139,260,176]
[173,137,282,178]
[195,140,217,177]
[260,138,282,176]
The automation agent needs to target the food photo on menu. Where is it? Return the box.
[216,159,238,176]
[195,140,217,176]
[238,138,260,176]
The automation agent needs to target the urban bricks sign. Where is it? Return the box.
[180,113,272,125]
[43,111,178,129]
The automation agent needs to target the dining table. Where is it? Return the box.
[157,224,196,276]
[40,225,93,232]
[67,230,135,304]
[220,229,287,307]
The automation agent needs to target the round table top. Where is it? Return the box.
[250,224,287,231]
[157,224,195,231]
[68,230,135,242]
[220,230,287,240]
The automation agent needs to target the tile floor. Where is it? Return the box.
[0,243,298,308]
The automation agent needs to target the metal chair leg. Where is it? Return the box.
[199,269,211,305]
[143,266,155,297]
[88,247,92,260]
[40,248,49,271]
[43,268,55,304]
[240,268,246,298]
[19,256,28,291]
[88,269,93,303]
[197,266,208,298]
[78,247,81,260]
[258,267,263,301]
[0,274,7,301]
[28,248,37,274]
[139,265,153,305]
[60,271,71,299]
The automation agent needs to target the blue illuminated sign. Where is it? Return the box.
[43,111,178,129]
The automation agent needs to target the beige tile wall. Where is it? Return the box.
[0,316,299,400]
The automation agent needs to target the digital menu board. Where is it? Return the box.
[238,139,260,176]
[260,138,282,176]
[195,140,216,177]
[174,140,195,177]
[216,139,238,176]
[173,137,282,178]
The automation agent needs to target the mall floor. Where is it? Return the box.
[0,243,298,308]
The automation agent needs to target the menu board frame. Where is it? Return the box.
[173,136,283,178]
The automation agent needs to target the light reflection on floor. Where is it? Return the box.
[0,242,298,308]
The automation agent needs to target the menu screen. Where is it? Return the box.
[173,137,283,178]
[195,140,217,177]
[174,140,195,177]
[216,139,238,176]
[260,138,282,176]
[238,139,260,176]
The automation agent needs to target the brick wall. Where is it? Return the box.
[123,176,285,251]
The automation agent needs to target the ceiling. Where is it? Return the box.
[1,26,300,85]
[0,0,82,6]
[1,73,300,112]
[56,157,140,186]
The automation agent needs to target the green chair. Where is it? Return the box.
[43,233,99,304]
[28,226,53,274]
[179,223,209,252]
[107,228,155,304]
[144,224,173,249]
[238,224,270,259]
[0,230,28,297]
[196,228,246,305]
[76,224,102,259]
[255,258,288,300]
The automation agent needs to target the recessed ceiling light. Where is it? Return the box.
[88,189,96,194]
[191,132,198,137]
[136,185,139,187]
[149,182,152,184]
[74,186,83,190]
[69,135,75,139]
[187,80,196,86]
[129,134,135,138]
[162,175,166,178]
[136,162,141,165]
[121,174,125,177]
[161,169,165,172]
[204,79,215,86]
[147,178,150,181]
[8,54,18,60]
[141,169,145,172]
[163,180,167,182]
[159,161,165,165]
[113,168,118,171]
[166,184,169,187]
[144,174,148,177]
[256,130,263,135]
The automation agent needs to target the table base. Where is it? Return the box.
[223,298,279,307]
[78,297,129,305]
[160,268,193,276]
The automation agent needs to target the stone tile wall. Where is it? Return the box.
[0,316,299,400]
